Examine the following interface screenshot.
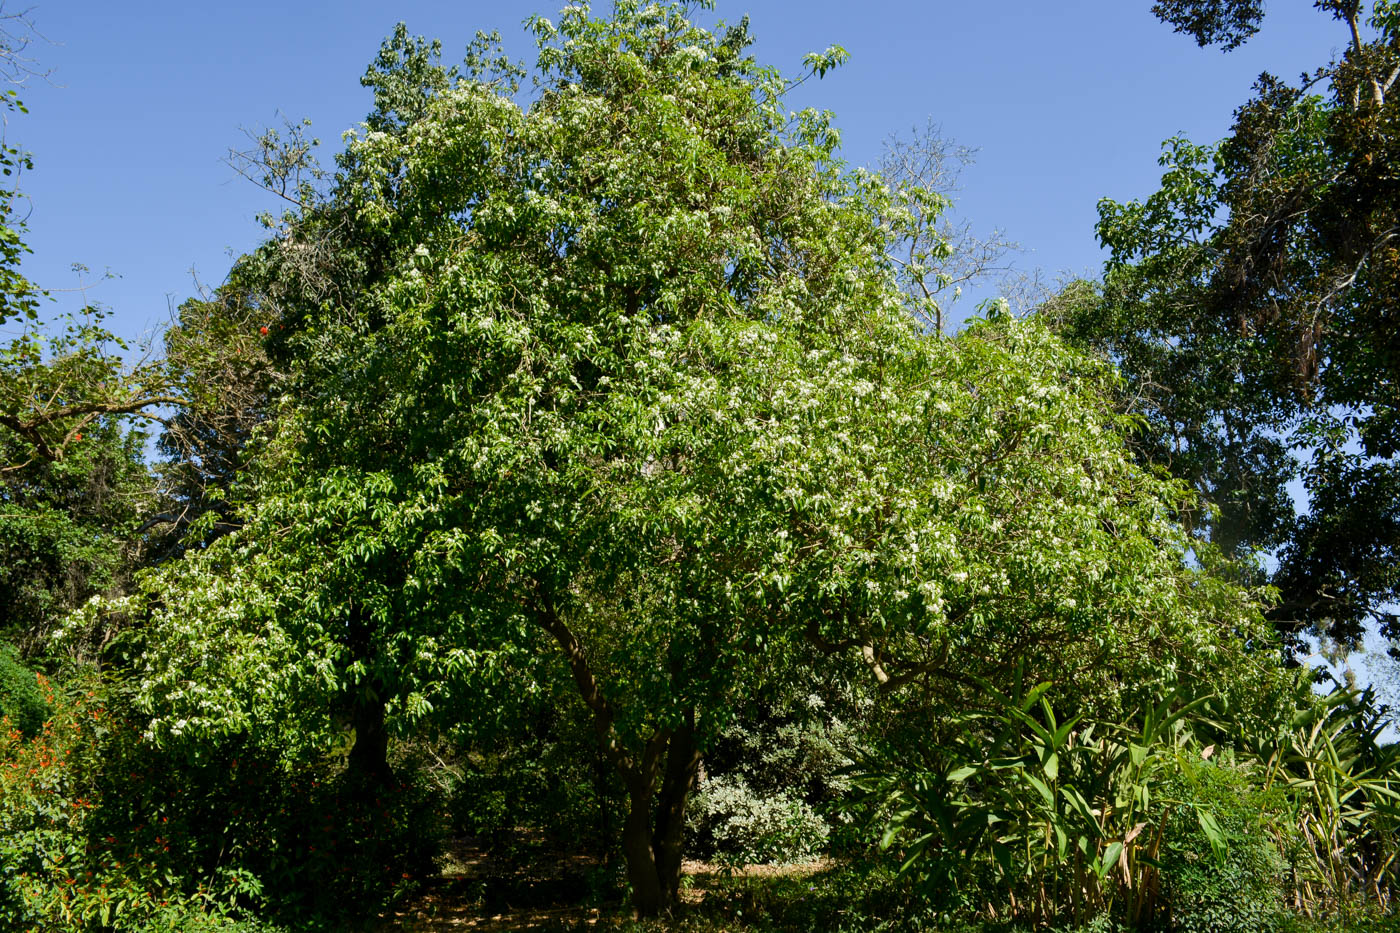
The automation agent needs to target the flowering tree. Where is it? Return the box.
[130,2,1266,916]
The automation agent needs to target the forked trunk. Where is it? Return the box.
[652,719,700,906]
[618,720,703,918]
[536,601,703,918]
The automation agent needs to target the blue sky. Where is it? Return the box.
[8,1,1356,342]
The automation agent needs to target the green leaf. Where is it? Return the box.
[1099,841,1124,880]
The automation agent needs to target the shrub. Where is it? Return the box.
[689,774,829,865]
[1156,755,1288,933]
[0,668,440,931]
[0,671,269,931]
[0,643,49,737]
[688,674,873,865]
[88,717,445,927]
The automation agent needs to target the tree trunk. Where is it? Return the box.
[347,686,394,788]
[616,719,702,918]
[652,717,701,906]
[345,603,394,789]
[535,600,702,918]
[622,782,665,917]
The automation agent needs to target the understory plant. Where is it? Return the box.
[0,668,442,931]
[857,664,1400,929]
[688,669,870,866]
[1237,676,1400,923]
[689,773,830,866]
[0,643,49,737]
[0,672,269,931]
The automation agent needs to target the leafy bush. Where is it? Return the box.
[0,669,441,931]
[0,422,156,652]
[0,643,49,737]
[1229,677,1400,924]
[852,666,1400,930]
[688,674,873,864]
[689,774,830,865]
[851,672,1294,928]
[0,672,273,931]
[1157,755,1288,933]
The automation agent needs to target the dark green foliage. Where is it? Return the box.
[1150,0,1266,50]
[1157,757,1288,933]
[1058,1,1400,652]
[0,420,154,653]
[0,672,441,932]
[93,732,445,927]
[445,674,625,856]
[0,643,47,736]
[852,674,1238,927]
[151,287,279,559]
[853,667,1400,930]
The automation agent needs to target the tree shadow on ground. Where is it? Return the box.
[378,833,834,931]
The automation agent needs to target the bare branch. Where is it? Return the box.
[224,115,326,216]
[0,3,54,87]
[879,118,1020,332]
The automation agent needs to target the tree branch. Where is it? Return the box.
[1,393,182,463]
[1343,6,1384,107]
[536,593,636,779]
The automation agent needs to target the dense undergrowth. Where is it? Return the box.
[5,650,1399,931]
[0,664,442,931]
[619,860,1400,933]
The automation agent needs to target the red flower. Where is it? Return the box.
[260,326,270,335]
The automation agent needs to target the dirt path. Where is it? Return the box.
[379,838,829,931]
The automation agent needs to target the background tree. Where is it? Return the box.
[0,6,168,661]
[0,410,153,655]
[1150,0,1267,50]
[878,119,1016,334]
[1054,0,1400,653]
[145,270,280,557]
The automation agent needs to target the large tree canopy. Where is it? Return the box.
[120,2,1268,917]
